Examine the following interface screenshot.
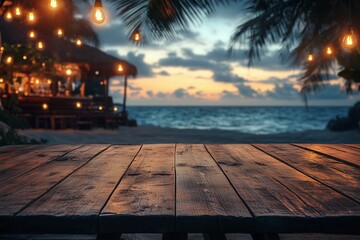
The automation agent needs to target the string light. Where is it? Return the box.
[42,103,49,110]
[326,46,333,56]
[37,41,44,50]
[342,29,357,50]
[75,39,82,47]
[307,53,314,62]
[27,11,36,23]
[5,11,13,21]
[15,6,21,17]
[23,56,27,60]
[56,28,64,37]
[66,69,72,75]
[5,56,13,65]
[50,0,58,8]
[76,102,82,108]
[133,31,141,42]
[98,106,103,111]
[29,30,36,39]
[114,106,118,111]
[92,0,106,24]
[117,64,123,72]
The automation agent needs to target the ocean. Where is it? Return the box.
[127,106,350,134]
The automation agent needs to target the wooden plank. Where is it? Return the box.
[175,144,253,233]
[342,144,360,150]
[294,144,360,168]
[206,144,360,234]
[254,144,360,203]
[0,144,81,186]
[16,145,141,234]
[100,144,176,234]
[0,145,44,161]
[0,145,110,234]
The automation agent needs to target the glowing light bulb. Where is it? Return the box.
[50,0,58,8]
[5,11,13,21]
[66,69,72,76]
[134,32,141,42]
[76,102,82,109]
[342,29,358,50]
[27,11,36,23]
[23,56,27,60]
[29,30,36,39]
[47,79,52,84]
[76,39,82,46]
[15,7,21,17]
[35,79,40,84]
[42,103,49,110]
[92,0,106,24]
[307,53,314,62]
[37,41,44,50]
[114,106,118,111]
[0,78,3,83]
[5,56,13,65]
[118,64,123,72]
[98,106,103,111]
[326,47,333,55]
[57,28,64,37]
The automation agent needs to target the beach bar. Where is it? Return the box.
[0,19,137,129]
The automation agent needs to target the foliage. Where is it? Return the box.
[109,0,360,94]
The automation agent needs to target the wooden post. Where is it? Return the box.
[122,75,128,115]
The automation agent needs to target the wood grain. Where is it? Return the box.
[254,144,360,203]
[294,144,360,167]
[100,144,176,234]
[176,144,253,233]
[0,145,81,186]
[0,145,109,234]
[16,145,140,234]
[206,144,360,234]
[0,145,45,162]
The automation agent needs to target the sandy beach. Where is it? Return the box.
[19,125,360,144]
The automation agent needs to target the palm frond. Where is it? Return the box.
[108,0,239,42]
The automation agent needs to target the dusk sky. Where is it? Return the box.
[82,2,359,106]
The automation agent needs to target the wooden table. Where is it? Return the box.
[0,144,359,240]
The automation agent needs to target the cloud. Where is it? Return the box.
[146,90,154,97]
[265,83,299,99]
[307,84,350,100]
[235,84,259,98]
[172,88,190,99]
[96,21,130,47]
[157,70,170,76]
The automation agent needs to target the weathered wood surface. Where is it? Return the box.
[175,144,252,233]
[100,144,175,233]
[0,144,81,186]
[0,145,109,233]
[254,144,360,203]
[294,144,360,167]
[17,145,140,234]
[206,144,360,233]
[0,144,359,235]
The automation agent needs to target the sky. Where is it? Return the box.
[82,1,360,106]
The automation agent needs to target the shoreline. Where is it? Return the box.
[19,125,360,144]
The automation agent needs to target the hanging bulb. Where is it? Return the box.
[92,0,106,24]
[5,11,13,21]
[37,41,44,50]
[27,11,36,23]
[15,7,21,17]
[50,0,58,8]
[75,39,83,47]
[117,64,123,72]
[326,46,333,55]
[342,29,357,50]
[29,30,36,39]
[133,31,141,42]
[307,53,314,62]
[56,28,64,37]
[5,56,13,65]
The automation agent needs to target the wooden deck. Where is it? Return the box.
[0,144,359,240]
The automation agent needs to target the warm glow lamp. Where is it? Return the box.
[98,106,103,111]
[5,11,13,21]
[307,53,314,62]
[27,11,36,23]
[118,64,123,72]
[134,31,141,42]
[50,0,58,8]
[326,46,333,55]
[66,69,72,75]
[15,7,21,17]
[42,103,49,110]
[5,56,13,65]
[76,102,82,108]
[76,39,82,47]
[37,41,44,50]
[92,0,106,24]
[342,29,357,50]
[29,30,36,39]
[57,28,64,37]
